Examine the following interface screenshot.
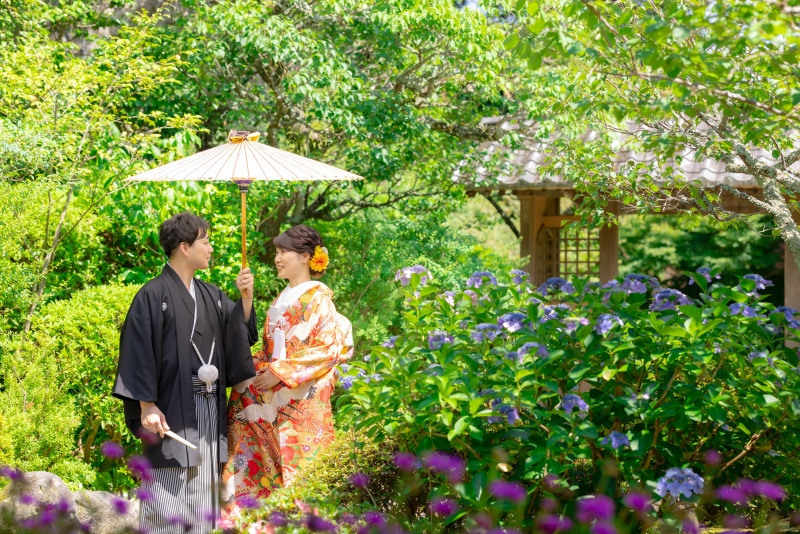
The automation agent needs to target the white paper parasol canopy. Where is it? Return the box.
[124,130,363,283]
[125,131,362,183]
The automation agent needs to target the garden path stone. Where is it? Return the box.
[74,490,138,534]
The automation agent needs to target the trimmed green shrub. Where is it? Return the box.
[0,283,141,490]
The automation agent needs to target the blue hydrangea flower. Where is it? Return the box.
[690,267,721,285]
[560,394,589,415]
[505,351,523,364]
[339,375,355,390]
[537,277,575,296]
[775,306,797,321]
[729,302,759,318]
[428,330,454,351]
[499,405,520,425]
[467,271,498,288]
[363,373,383,384]
[519,342,548,358]
[381,336,399,349]
[748,351,774,367]
[743,274,773,290]
[595,314,623,335]
[650,289,692,312]
[655,468,704,499]
[511,269,530,284]
[498,312,528,333]
[602,431,630,450]
[394,265,430,287]
[540,305,563,323]
[566,317,590,331]
[472,323,501,342]
[622,274,659,294]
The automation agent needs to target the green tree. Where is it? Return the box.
[504,0,800,271]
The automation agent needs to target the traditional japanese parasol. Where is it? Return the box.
[125,130,363,293]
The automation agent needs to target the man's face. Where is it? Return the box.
[185,230,213,270]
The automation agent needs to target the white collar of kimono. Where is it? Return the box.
[269,281,323,328]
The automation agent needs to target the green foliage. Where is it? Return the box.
[337,268,800,529]
[619,214,784,304]
[317,210,521,353]
[0,283,141,490]
[0,333,96,490]
[507,0,800,269]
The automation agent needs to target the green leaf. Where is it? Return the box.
[448,416,470,440]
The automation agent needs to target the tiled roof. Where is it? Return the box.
[458,120,799,190]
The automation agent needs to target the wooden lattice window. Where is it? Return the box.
[535,225,600,283]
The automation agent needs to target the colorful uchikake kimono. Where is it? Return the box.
[222,281,353,503]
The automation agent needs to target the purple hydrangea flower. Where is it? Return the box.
[100,441,125,459]
[395,265,429,287]
[237,494,259,509]
[381,336,399,349]
[111,497,129,515]
[729,302,760,318]
[339,375,355,390]
[441,291,457,306]
[650,289,692,312]
[464,289,480,306]
[622,492,651,512]
[566,317,590,331]
[775,306,798,321]
[690,267,720,285]
[755,481,787,501]
[393,452,417,472]
[511,269,530,285]
[655,467,704,499]
[488,480,527,503]
[595,314,623,335]
[423,452,465,483]
[717,485,748,505]
[537,277,575,296]
[704,450,721,465]
[743,274,773,290]
[601,431,630,450]
[430,497,459,517]
[490,405,520,425]
[591,523,618,534]
[623,274,659,294]
[363,511,386,527]
[560,394,589,415]
[136,488,154,502]
[363,373,383,384]
[472,323,502,342]
[498,312,528,333]
[519,342,548,358]
[428,330,454,351]
[748,351,774,367]
[19,494,36,505]
[306,514,337,532]
[576,494,614,522]
[128,455,154,483]
[505,351,522,364]
[0,466,23,481]
[537,515,573,534]
[467,271,498,288]
[349,472,370,488]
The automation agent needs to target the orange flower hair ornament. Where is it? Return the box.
[309,246,329,272]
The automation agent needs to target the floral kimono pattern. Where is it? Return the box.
[223,284,353,503]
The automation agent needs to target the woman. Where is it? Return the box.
[223,225,353,504]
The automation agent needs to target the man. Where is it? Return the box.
[113,212,257,533]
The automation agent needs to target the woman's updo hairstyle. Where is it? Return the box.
[273,224,327,278]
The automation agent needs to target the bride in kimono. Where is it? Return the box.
[223,224,353,504]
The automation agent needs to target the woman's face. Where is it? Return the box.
[274,247,310,280]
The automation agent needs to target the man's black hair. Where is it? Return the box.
[159,212,210,258]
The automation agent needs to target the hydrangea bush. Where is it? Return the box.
[337,267,800,526]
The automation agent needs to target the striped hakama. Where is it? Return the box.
[140,378,220,534]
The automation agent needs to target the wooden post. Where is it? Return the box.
[599,201,620,283]
[786,248,800,311]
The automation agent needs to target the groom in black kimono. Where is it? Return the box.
[113,212,257,533]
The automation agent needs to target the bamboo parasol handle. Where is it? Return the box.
[234,180,253,299]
